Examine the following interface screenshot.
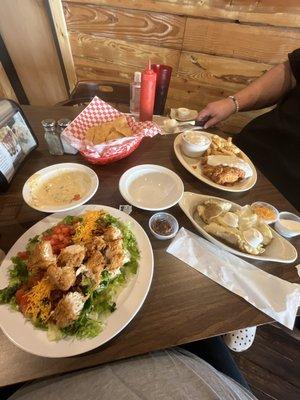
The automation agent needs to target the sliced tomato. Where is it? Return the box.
[43,235,52,242]
[42,222,74,255]
[52,226,62,234]
[19,295,30,314]
[17,251,29,260]
[15,288,26,303]
[15,288,30,314]
[50,238,58,246]
[62,237,69,245]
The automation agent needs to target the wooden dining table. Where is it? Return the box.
[0,105,299,387]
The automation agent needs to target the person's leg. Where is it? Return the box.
[181,336,251,390]
[0,383,24,400]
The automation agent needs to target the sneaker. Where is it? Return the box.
[222,326,257,352]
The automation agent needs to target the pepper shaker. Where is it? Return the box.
[42,119,63,155]
[57,118,78,155]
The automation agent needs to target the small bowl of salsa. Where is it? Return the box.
[149,212,179,240]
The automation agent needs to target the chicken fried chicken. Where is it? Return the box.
[202,164,245,185]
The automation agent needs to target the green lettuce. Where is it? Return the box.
[0,256,29,304]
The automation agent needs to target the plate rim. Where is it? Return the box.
[0,204,154,357]
[179,191,297,263]
[119,163,184,211]
[174,133,257,193]
[22,162,99,213]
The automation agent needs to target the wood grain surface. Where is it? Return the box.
[234,324,300,400]
[178,52,272,90]
[48,0,77,92]
[0,62,18,102]
[0,0,67,105]
[183,18,300,63]
[65,1,300,28]
[69,33,181,71]
[64,2,185,50]
[0,105,299,387]
[56,0,300,136]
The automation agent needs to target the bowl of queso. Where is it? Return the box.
[23,163,99,213]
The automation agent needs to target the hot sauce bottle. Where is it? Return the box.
[139,60,157,122]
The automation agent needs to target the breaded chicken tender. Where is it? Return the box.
[52,292,85,328]
[27,241,56,272]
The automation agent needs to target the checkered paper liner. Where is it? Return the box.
[61,96,161,164]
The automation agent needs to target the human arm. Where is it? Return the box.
[197,61,296,129]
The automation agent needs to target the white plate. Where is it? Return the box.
[119,164,184,211]
[0,205,154,357]
[22,163,99,213]
[170,108,198,122]
[174,133,257,193]
[179,192,297,263]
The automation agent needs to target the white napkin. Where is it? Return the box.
[167,228,300,329]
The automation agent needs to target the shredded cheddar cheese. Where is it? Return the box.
[73,211,104,243]
[25,278,54,322]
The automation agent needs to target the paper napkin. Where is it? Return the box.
[167,228,300,329]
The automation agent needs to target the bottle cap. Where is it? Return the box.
[41,119,55,128]
[57,118,71,128]
[134,71,141,83]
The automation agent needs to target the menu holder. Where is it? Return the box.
[0,99,38,192]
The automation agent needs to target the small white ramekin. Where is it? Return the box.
[274,211,300,238]
[251,201,279,224]
[181,131,211,158]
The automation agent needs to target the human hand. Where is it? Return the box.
[196,98,236,129]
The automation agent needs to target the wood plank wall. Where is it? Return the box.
[0,0,68,106]
[62,1,300,132]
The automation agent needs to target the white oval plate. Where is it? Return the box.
[22,163,99,213]
[179,192,297,263]
[119,164,184,211]
[174,133,257,193]
[0,205,154,358]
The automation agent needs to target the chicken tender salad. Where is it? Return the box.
[0,210,140,340]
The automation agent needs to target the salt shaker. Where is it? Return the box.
[57,118,78,155]
[42,119,63,155]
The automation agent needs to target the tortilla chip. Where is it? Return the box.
[85,116,132,145]
[93,122,113,144]
[116,125,132,137]
[106,128,124,142]
[85,126,96,142]
[114,116,132,137]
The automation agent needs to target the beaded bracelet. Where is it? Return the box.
[228,95,239,113]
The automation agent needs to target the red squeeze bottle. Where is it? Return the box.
[139,60,157,121]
